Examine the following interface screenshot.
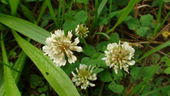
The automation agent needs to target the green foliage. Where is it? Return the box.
[30,74,44,89]
[96,32,119,52]
[97,0,108,17]
[138,41,170,61]
[8,0,19,15]
[140,14,154,26]
[107,0,141,33]
[13,51,27,82]
[83,44,96,57]
[160,53,170,74]
[75,0,88,4]
[20,4,36,22]
[1,36,21,96]
[109,33,120,43]
[0,14,50,44]
[163,0,170,2]
[108,81,124,93]
[63,11,87,31]
[126,14,155,37]
[126,17,140,30]
[0,0,169,96]
[99,70,112,82]
[131,65,159,81]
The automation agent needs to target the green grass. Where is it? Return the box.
[1,33,21,96]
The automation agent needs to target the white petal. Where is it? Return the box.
[73,37,80,45]
[67,31,72,40]
[54,30,64,37]
[114,66,118,74]
[89,83,95,87]
[68,55,77,64]
[70,46,82,52]
[72,72,76,76]
[128,60,135,66]
[79,64,87,69]
[53,53,66,66]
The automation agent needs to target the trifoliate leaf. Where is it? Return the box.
[108,82,124,93]
[109,33,120,43]
[99,70,112,82]
[136,26,149,37]
[164,67,170,74]
[126,18,140,30]
[140,14,153,26]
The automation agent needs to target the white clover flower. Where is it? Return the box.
[72,64,97,90]
[42,30,83,66]
[102,42,135,74]
[75,24,89,38]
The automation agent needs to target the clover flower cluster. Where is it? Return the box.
[75,24,89,38]
[72,64,97,89]
[42,24,135,90]
[102,42,135,74]
[42,30,82,66]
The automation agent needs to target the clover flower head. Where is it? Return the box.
[75,24,89,38]
[102,41,135,74]
[72,64,97,89]
[42,29,83,66]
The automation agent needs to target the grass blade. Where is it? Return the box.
[97,0,108,17]
[1,34,21,96]
[45,0,57,25]
[0,51,26,96]
[20,4,36,23]
[37,1,48,24]
[0,14,50,44]
[107,0,141,33]
[0,65,5,96]
[13,32,80,96]
[8,0,19,15]
[13,51,27,83]
[0,47,27,96]
[138,41,170,61]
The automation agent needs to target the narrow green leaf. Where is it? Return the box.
[107,0,141,33]
[13,32,80,96]
[45,0,57,25]
[37,0,48,24]
[0,86,4,96]
[1,35,21,96]
[20,4,36,22]
[138,41,170,61]
[0,50,26,96]
[96,32,110,39]
[75,0,88,4]
[0,14,50,44]
[13,51,27,83]
[8,0,19,15]
[0,65,5,96]
[97,0,108,17]
[163,0,170,2]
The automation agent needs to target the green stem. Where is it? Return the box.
[98,82,104,96]
[81,37,88,47]
[86,89,88,96]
